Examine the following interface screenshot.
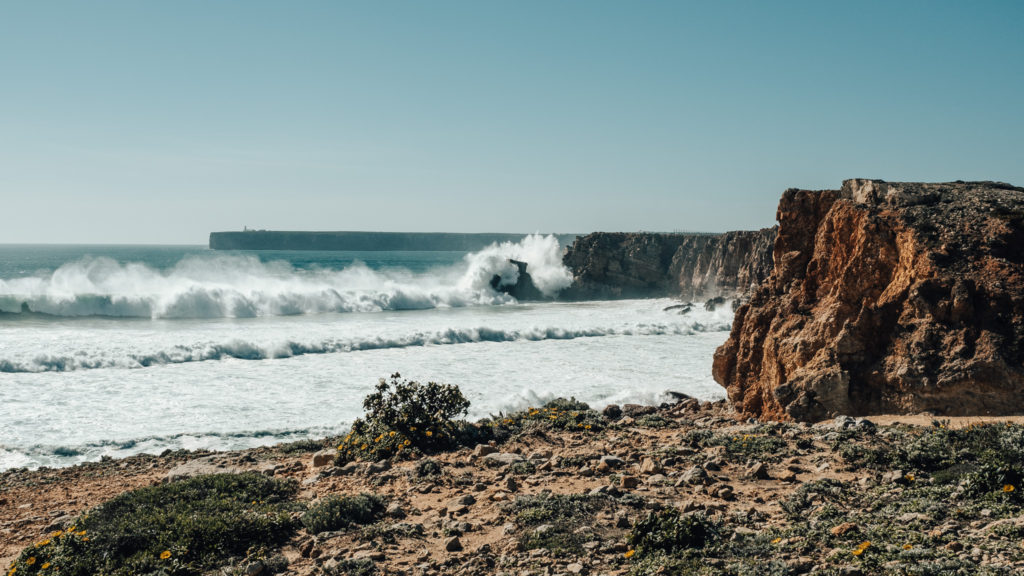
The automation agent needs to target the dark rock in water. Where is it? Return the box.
[715,179,1024,421]
[490,259,545,300]
[704,296,726,311]
[663,303,693,314]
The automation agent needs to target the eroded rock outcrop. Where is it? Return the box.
[714,179,1024,421]
[561,229,776,300]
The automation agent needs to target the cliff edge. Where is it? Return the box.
[561,229,776,300]
[713,179,1024,421]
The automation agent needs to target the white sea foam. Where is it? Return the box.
[0,234,569,318]
[0,240,735,471]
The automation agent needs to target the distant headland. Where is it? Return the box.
[208,230,580,251]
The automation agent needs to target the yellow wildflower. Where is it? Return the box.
[404,439,411,446]
[389,431,396,437]
[624,549,635,558]
[852,548,864,556]
[361,443,368,450]
[160,550,171,560]
[25,559,35,566]
[902,544,913,550]
[771,537,782,544]
[425,431,433,437]
[40,564,50,570]
[1003,484,1015,493]
[36,539,50,547]
[584,425,592,430]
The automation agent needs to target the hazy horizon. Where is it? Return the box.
[2,1,1022,244]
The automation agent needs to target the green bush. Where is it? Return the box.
[8,473,298,576]
[508,493,613,555]
[336,374,470,463]
[301,493,387,534]
[628,509,721,557]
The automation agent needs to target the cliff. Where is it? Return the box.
[713,179,1024,421]
[209,231,580,252]
[560,229,776,300]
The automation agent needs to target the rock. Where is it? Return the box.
[713,485,734,499]
[244,561,265,576]
[450,494,476,507]
[680,466,710,485]
[560,229,776,300]
[622,404,657,417]
[639,457,663,475]
[600,455,626,468]
[745,461,770,480]
[311,450,335,467]
[483,452,526,466]
[566,562,586,574]
[386,502,406,519]
[366,460,390,474]
[714,180,1024,421]
[830,522,859,536]
[473,444,498,458]
[602,404,623,420]
[620,475,640,489]
[444,536,463,552]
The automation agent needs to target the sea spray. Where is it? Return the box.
[0,235,571,318]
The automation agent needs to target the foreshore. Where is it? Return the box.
[4,398,1024,575]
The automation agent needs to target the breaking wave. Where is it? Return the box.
[0,320,726,373]
[0,234,572,319]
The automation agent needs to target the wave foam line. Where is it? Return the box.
[0,234,572,319]
[0,322,727,373]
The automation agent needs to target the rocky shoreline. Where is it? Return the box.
[4,398,1024,575]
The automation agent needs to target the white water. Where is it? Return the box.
[0,237,730,470]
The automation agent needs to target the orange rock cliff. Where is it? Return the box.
[714,179,1024,421]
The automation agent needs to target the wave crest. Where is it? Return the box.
[0,235,571,319]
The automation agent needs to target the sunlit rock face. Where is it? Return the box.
[714,179,1024,421]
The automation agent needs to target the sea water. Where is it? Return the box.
[0,236,730,470]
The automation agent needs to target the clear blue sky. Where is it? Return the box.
[1,1,1021,243]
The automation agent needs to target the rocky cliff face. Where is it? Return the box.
[713,179,1024,421]
[561,229,776,300]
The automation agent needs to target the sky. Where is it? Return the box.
[1,1,1022,244]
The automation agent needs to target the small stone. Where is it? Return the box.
[600,455,626,468]
[244,561,265,576]
[746,461,769,480]
[566,562,586,574]
[681,466,709,485]
[483,452,526,466]
[366,460,390,474]
[578,464,594,477]
[450,494,476,507]
[444,536,463,552]
[386,502,406,519]
[830,522,859,536]
[594,460,612,474]
[714,485,734,500]
[474,444,498,458]
[620,475,640,489]
[311,450,335,468]
[603,404,623,420]
[639,457,662,475]
[504,476,518,492]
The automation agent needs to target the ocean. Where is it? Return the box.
[0,236,731,471]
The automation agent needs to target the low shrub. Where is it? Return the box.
[508,493,613,555]
[337,374,471,463]
[301,493,387,534]
[628,509,721,556]
[7,473,298,576]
